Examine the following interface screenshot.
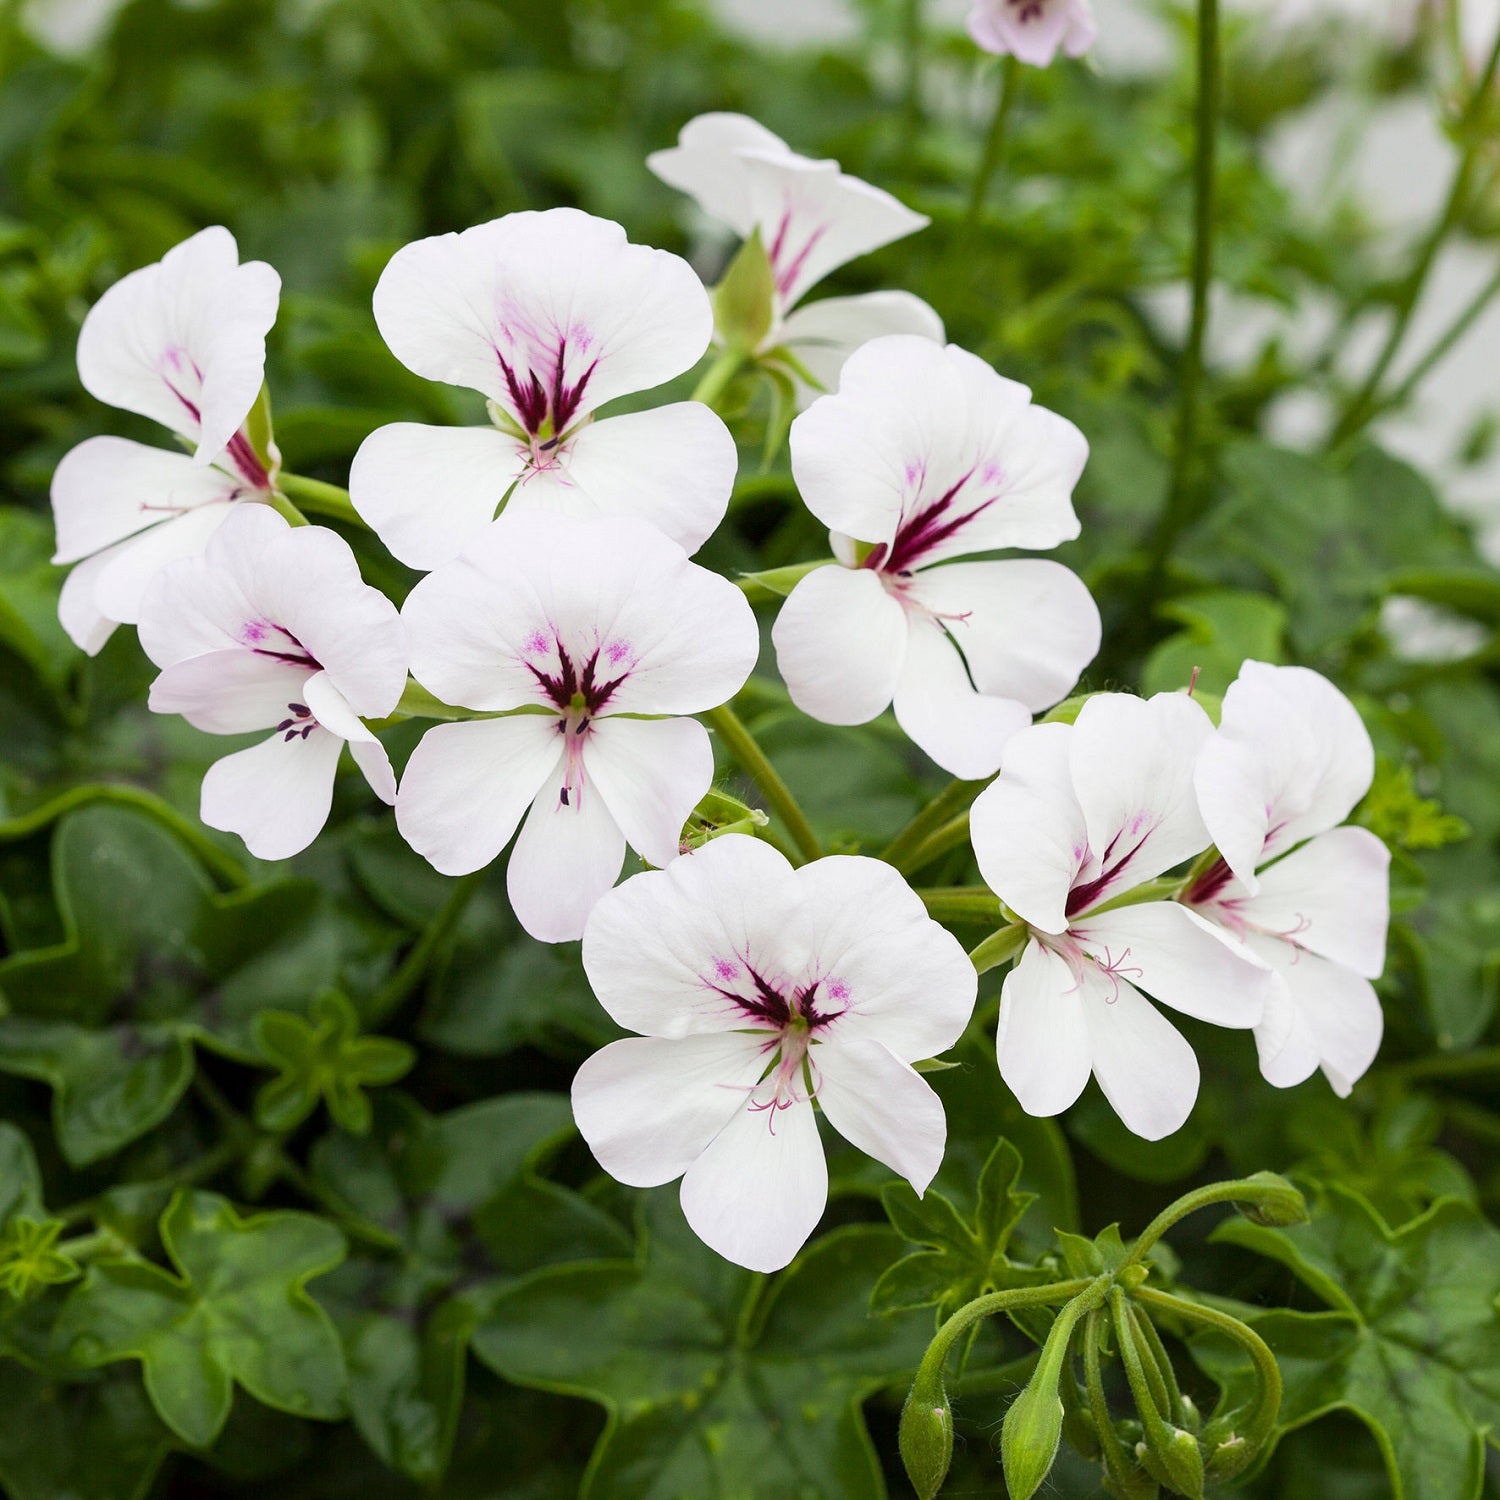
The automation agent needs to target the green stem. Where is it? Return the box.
[1085,1308,1145,1494]
[968,921,1029,975]
[1118,1174,1304,1275]
[277,472,365,527]
[57,1136,246,1230]
[691,346,749,410]
[1374,259,1500,419]
[881,778,984,871]
[1146,0,1221,581]
[966,56,1023,229]
[902,811,972,873]
[1329,24,1500,446]
[915,1279,1095,1393]
[267,490,310,527]
[1386,1045,1500,1083]
[704,704,821,864]
[271,1150,406,1254]
[734,559,835,603]
[366,871,485,1029]
[918,887,1007,926]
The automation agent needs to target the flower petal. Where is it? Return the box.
[905,558,1100,712]
[970,720,1085,934]
[396,717,562,876]
[149,649,311,733]
[92,501,239,627]
[679,1095,827,1272]
[969,0,1097,66]
[891,613,1031,779]
[793,854,977,1060]
[572,1032,770,1187]
[775,290,943,408]
[1074,902,1268,1028]
[772,564,909,726]
[348,737,397,806]
[584,716,714,870]
[348,422,526,571]
[1252,976,1322,1091]
[647,112,795,237]
[57,550,119,655]
[813,1037,946,1193]
[200,727,345,861]
[995,940,1093,1119]
[1080,974,1200,1142]
[581,833,807,1038]
[512,403,734,556]
[1069,692,1214,903]
[507,775,627,943]
[76,225,280,463]
[51,436,243,564]
[372,208,711,424]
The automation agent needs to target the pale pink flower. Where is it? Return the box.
[968,0,1097,66]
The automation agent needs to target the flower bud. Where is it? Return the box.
[1233,1172,1308,1227]
[1002,1376,1065,1500]
[899,1374,953,1500]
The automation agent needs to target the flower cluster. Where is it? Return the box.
[51,106,1391,1272]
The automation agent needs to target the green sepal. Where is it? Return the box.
[712,228,775,350]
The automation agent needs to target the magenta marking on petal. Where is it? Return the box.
[526,642,628,716]
[712,957,740,981]
[522,630,549,657]
[248,622,321,672]
[873,469,1004,576]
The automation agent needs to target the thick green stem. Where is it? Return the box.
[1085,1308,1146,1495]
[277,472,365,527]
[1329,23,1500,446]
[267,490,310,528]
[881,779,984,871]
[1145,0,1221,581]
[900,812,972,874]
[366,871,486,1029]
[703,703,821,864]
[691,345,749,410]
[969,921,1029,975]
[966,56,1023,229]
[1118,1173,1306,1275]
[918,887,1007,926]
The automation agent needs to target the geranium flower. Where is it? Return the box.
[571,834,977,1271]
[970,692,1272,1140]
[138,505,406,860]
[771,335,1100,779]
[52,226,282,654]
[395,512,759,943]
[648,112,942,399]
[967,0,1097,66]
[1185,661,1390,1095]
[350,208,734,570]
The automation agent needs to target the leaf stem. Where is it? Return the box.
[277,472,365,527]
[365,870,486,1029]
[691,345,749,410]
[966,56,1023,229]
[1373,258,1500,420]
[901,811,973,874]
[1385,1044,1500,1082]
[881,778,984,871]
[969,921,1029,975]
[918,887,1007,926]
[703,703,821,864]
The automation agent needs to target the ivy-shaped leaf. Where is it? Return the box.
[55,1189,348,1447]
[0,805,352,1163]
[472,1188,931,1500]
[1198,1185,1500,1500]
[310,1092,630,1484]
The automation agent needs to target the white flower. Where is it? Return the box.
[572,834,977,1272]
[52,226,282,654]
[967,0,1097,66]
[138,505,406,861]
[1186,661,1389,1096]
[648,112,943,400]
[395,512,759,943]
[349,208,734,571]
[971,693,1272,1140]
[771,336,1100,779]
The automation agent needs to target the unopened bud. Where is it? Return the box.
[899,1376,953,1500]
[1233,1172,1308,1227]
[1002,1376,1065,1500]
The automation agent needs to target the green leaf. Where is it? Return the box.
[0,506,79,694]
[311,1092,630,1483]
[472,1189,931,1500]
[56,1189,348,1448]
[1200,1186,1500,1500]
[1141,588,1287,698]
[1356,759,1469,852]
[0,805,354,1162]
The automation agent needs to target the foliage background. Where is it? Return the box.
[0,0,1498,1496]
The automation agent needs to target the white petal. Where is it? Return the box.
[507,774,627,944]
[348,423,526,571]
[891,613,1031,779]
[511,404,734,556]
[92,501,238,627]
[76,226,279,462]
[199,727,344,861]
[1196,661,1376,887]
[581,833,807,1038]
[395,717,561,876]
[1069,692,1214,905]
[1253,976,1322,1090]
[647,112,795,237]
[789,337,1085,561]
[969,0,1096,65]
[774,290,943,406]
[905,559,1100,712]
[793,855,978,1060]
[584,717,714,870]
[1245,934,1383,1097]
[349,737,397,806]
[995,940,1094,1119]
[1080,973,1200,1142]
[772,564,909,725]
[1073,902,1268,1028]
[372,208,711,424]
[51,436,243,564]
[679,1095,827,1272]
[148,650,311,733]
[57,549,120,655]
[571,1032,770,1187]
[970,720,1085,934]
[812,1037,946,1193]
[1243,827,1390,978]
